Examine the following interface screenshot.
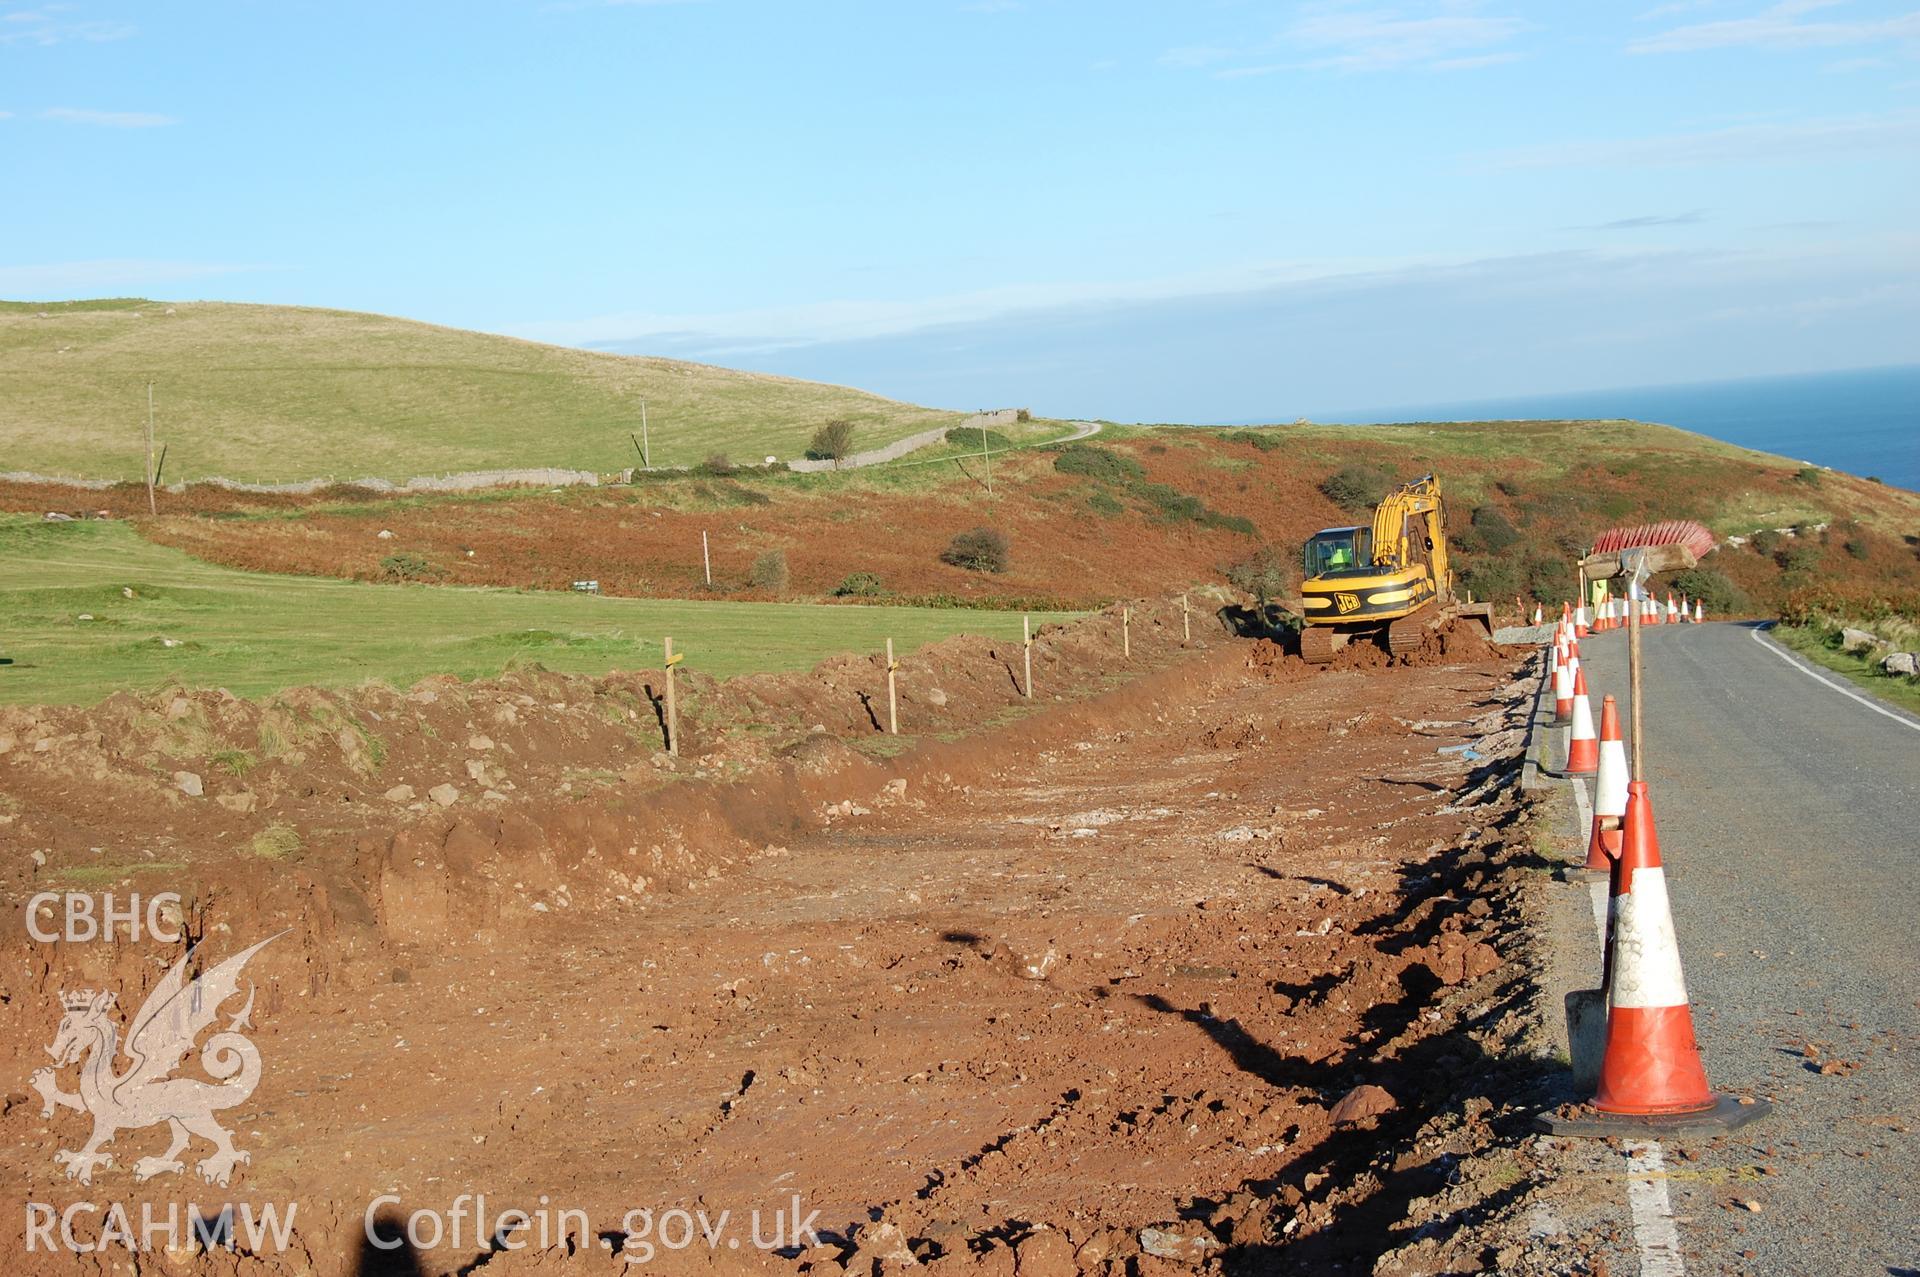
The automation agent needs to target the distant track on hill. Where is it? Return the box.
[870,419,1101,472]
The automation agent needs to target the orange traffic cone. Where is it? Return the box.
[1552,648,1573,723]
[1580,696,1627,872]
[1544,780,1771,1135]
[1596,783,1711,1111]
[1575,603,1590,638]
[1694,599,1704,623]
[1563,668,1598,775]
[1533,604,1543,626]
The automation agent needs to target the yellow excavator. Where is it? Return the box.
[1297,474,1494,664]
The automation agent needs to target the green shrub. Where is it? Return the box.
[1460,557,1523,603]
[946,426,1012,451]
[1468,505,1521,553]
[1052,444,1142,484]
[1778,542,1821,578]
[1319,466,1394,514]
[379,552,437,581]
[1204,511,1257,536]
[1671,568,1745,614]
[1224,545,1294,602]
[700,452,735,476]
[1793,466,1823,486]
[806,419,857,462]
[1087,488,1124,517]
[748,549,790,594]
[832,571,886,598]
[1229,429,1285,452]
[1749,529,1783,558]
[1135,482,1206,523]
[941,527,1009,573]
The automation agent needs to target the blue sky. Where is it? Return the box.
[3,0,1917,419]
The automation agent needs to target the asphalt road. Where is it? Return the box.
[1577,620,1920,1277]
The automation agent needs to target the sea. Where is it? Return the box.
[1315,365,1919,494]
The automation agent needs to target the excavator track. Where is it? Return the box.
[1299,625,1345,665]
[1386,611,1434,656]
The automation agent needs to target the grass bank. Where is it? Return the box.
[0,517,1077,706]
[1768,622,1920,714]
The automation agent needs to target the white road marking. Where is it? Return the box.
[1624,1140,1688,1276]
[1749,624,1920,735]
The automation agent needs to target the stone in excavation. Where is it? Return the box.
[1013,1229,1076,1277]
[1329,1083,1397,1126]
[174,771,203,797]
[1882,651,1918,678]
[429,783,460,807]
[385,785,415,803]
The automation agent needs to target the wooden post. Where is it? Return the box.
[663,636,680,756]
[701,531,712,586]
[1122,606,1130,658]
[1514,595,1523,627]
[1022,615,1033,698]
[639,399,651,470]
[144,381,157,515]
[1181,593,1190,643]
[885,638,898,735]
[980,423,993,498]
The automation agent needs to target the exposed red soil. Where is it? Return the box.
[0,618,1555,1276]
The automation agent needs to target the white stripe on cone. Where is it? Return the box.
[1595,736,1628,817]
[1610,867,1688,1009]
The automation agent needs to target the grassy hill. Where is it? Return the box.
[0,299,959,482]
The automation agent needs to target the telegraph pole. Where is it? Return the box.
[639,399,651,470]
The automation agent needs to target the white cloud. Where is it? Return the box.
[510,252,1477,351]
[40,106,178,127]
[1577,210,1710,230]
[1162,3,1530,77]
[1286,5,1531,71]
[0,259,260,294]
[1630,0,1920,52]
[1470,112,1920,168]
[0,5,134,46]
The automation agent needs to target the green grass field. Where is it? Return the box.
[0,517,1077,705]
[0,299,958,482]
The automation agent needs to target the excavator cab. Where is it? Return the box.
[1303,527,1372,578]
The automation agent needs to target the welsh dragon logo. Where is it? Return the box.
[30,934,280,1187]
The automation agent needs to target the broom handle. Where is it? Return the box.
[1629,584,1644,782]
